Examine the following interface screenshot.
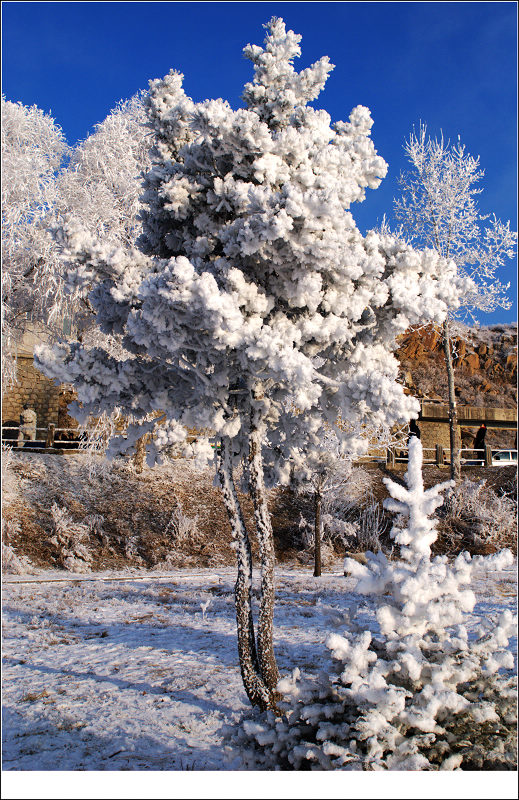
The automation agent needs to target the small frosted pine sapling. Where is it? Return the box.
[230,436,517,770]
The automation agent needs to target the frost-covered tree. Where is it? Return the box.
[232,437,517,769]
[1,93,152,392]
[57,94,151,252]
[1,96,69,390]
[288,420,406,575]
[36,18,461,711]
[394,124,517,480]
[54,93,152,346]
[288,429,353,577]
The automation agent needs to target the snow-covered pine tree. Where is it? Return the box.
[36,18,461,711]
[231,436,517,770]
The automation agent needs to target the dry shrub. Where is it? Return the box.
[152,501,200,569]
[437,478,517,555]
[165,501,199,545]
[48,503,101,572]
[322,468,388,554]
[2,517,33,574]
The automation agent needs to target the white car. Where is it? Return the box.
[490,449,518,466]
[460,449,517,467]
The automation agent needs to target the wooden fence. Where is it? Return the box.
[2,424,91,452]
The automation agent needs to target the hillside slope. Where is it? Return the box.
[3,451,516,576]
[397,323,517,408]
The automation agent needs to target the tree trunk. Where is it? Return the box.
[442,318,461,482]
[216,435,273,711]
[248,409,281,694]
[313,486,322,577]
[133,432,151,474]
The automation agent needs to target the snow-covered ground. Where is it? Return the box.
[2,559,516,780]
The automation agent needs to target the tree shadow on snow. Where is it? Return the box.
[1,703,225,771]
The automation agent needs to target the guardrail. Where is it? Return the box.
[3,423,518,468]
[385,444,518,468]
[1,424,207,453]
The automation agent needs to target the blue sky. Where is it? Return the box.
[2,1,517,323]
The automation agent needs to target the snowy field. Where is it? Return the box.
[2,559,517,790]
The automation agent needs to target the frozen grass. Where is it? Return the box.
[2,560,516,772]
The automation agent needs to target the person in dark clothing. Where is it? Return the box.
[408,418,421,441]
[473,424,487,459]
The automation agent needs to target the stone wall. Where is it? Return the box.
[418,420,461,454]
[2,357,60,432]
[411,419,515,458]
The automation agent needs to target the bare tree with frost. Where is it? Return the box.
[1,93,152,392]
[394,124,517,480]
[288,419,406,575]
[1,97,69,391]
[36,18,462,711]
[53,93,153,348]
[288,428,362,577]
[56,94,151,253]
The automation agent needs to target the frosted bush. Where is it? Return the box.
[321,515,358,549]
[1,445,21,506]
[298,513,338,565]
[298,514,314,551]
[165,502,198,546]
[1,442,13,479]
[2,518,33,574]
[49,502,95,572]
[2,518,21,540]
[322,467,386,554]
[1,542,33,575]
[355,497,387,553]
[123,533,142,562]
[441,478,517,553]
[76,410,126,478]
[230,438,517,770]
[152,501,200,569]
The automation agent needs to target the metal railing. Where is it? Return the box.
[3,423,518,468]
[392,447,436,464]
[385,444,518,468]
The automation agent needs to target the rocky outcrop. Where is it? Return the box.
[396,324,517,409]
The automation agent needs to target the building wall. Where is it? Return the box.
[418,420,461,453]
[2,357,60,431]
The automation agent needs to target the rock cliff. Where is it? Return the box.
[397,323,517,408]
